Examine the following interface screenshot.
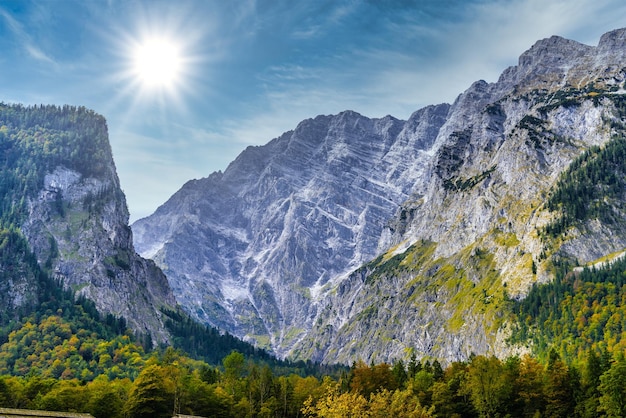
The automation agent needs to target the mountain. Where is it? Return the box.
[133,104,449,355]
[0,104,175,344]
[133,28,626,363]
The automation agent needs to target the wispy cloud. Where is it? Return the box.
[5,0,626,221]
[286,0,626,119]
[0,8,56,65]
[260,64,322,82]
[208,0,626,154]
[291,1,359,39]
[24,44,55,64]
[215,82,385,150]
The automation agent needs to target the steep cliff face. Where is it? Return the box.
[386,29,626,268]
[0,105,176,343]
[134,28,626,363]
[133,105,450,355]
[21,166,176,342]
[294,29,626,364]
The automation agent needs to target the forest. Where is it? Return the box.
[1,237,626,417]
[513,256,626,362]
[543,128,626,237]
[2,100,626,416]
[1,341,626,417]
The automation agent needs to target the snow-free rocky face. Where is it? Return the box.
[133,28,626,364]
[20,132,176,345]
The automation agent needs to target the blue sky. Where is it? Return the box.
[1,0,626,221]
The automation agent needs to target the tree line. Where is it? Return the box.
[2,347,626,417]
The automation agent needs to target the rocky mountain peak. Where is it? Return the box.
[134,28,626,363]
[597,27,626,55]
[519,35,591,69]
[496,36,590,93]
[132,103,448,356]
[496,29,626,95]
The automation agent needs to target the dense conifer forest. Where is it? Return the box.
[543,135,626,237]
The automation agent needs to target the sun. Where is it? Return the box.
[110,11,203,110]
[132,37,182,89]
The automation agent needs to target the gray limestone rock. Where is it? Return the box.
[134,28,626,363]
[21,157,176,344]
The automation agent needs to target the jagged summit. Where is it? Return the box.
[497,28,626,94]
[598,27,626,54]
[133,106,446,356]
[134,28,626,363]
[519,35,591,68]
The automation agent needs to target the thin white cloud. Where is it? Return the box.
[440,0,599,64]
[24,44,55,64]
[261,64,322,82]
[215,83,387,150]
[292,26,322,40]
[204,0,626,155]
[299,0,626,119]
[0,8,56,65]
[291,1,359,39]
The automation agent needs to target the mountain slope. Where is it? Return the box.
[0,104,176,343]
[134,28,626,363]
[294,29,626,364]
[133,105,450,355]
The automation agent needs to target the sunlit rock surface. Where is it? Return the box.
[134,28,626,363]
